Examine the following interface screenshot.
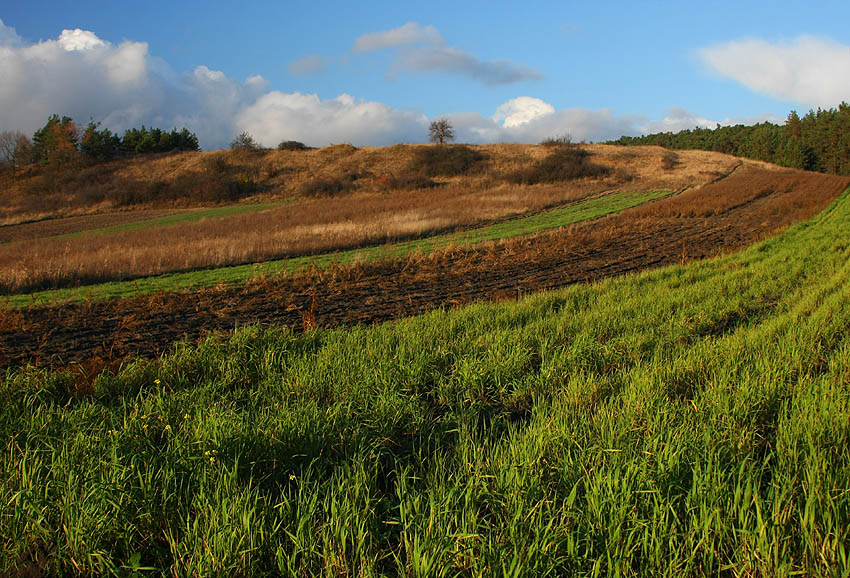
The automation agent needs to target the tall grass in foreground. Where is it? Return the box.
[2,190,850,576]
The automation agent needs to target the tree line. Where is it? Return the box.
[0,114,200,179]
[608,102,850,176]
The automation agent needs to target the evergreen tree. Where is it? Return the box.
[80,121,121,162]
[608,102,850,177]
[31,114,79,165]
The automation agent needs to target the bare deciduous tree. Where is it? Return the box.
[0,131,23,164]
[429,118,455,145]
[230,131,259,150]
[0,130,31,178]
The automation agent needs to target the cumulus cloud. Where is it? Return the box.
[638,107,787,136]
[2,21,778,150]
[437,98,643,144]
[700,35,850,108]
[235,92,427,147]
[57,28,106,51]
[0,19,23,46]
[720,112,785,126]
[289,54,326,75]
[0,25,273,148]
[493,97,554,128]
[354,22,443,53]
[356,21,542,86]
[639,107,717,134]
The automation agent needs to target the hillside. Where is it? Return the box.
[1,144,828,297]
[2,169,850,575]
[3,143,731,225]
[1,143,848,370]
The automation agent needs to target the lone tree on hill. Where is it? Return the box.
[230,131,259,150]
[429,118,454,145]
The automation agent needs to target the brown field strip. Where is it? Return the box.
[2,164,846,370]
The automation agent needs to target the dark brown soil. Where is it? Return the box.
[2,165,847,370]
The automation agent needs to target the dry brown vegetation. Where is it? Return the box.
[1,143,729,225]
[0,144,739,293]
[4,162,846,369]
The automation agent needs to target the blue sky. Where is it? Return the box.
[2,0,849,149]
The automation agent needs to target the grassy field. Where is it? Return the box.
[1,188,671,308]
[2,185,849,575]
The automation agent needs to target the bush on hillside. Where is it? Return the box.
[539,134,573,148]
[277,140,310,151]
[661,151,680,171]
[299,173,359,197]
[409,145,487,178]
[372,173,441,191]
[508,146,609,184]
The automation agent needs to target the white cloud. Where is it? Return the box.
[395,47,542,85]
[445,101,643,144]
[357,22,541,86]
[1,21,775,150]
[493,97,554,128]
[57,28,106,51]
[0,18,23,46]
[640,107,717,134]
[0,28,157,135]
[0,26,268,148]
[637,107,785,136]
[245,74,268,92]
[720,112,784,126]
[289,54,326,75]
[354,22,443,53]
[235,91,428,147]
[700,35,850,108]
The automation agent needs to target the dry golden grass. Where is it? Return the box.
[0,144,743,293]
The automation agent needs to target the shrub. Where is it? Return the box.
[372,173,441,191]
[508,146,610,184]
[539,134,572,148]
[299,173,358,197]
[202,153,230,175]
[410,145,487,178]
[277,140,310,151]
[661,152,680,171]
[321,144,357,156]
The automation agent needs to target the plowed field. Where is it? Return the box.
[3,163,847,370]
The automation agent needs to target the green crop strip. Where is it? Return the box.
[3,189,670,308]
[41,202,285,241]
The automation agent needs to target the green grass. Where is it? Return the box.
[34,202,285,242]
[2,189,670,308]
[2,187,850,576]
